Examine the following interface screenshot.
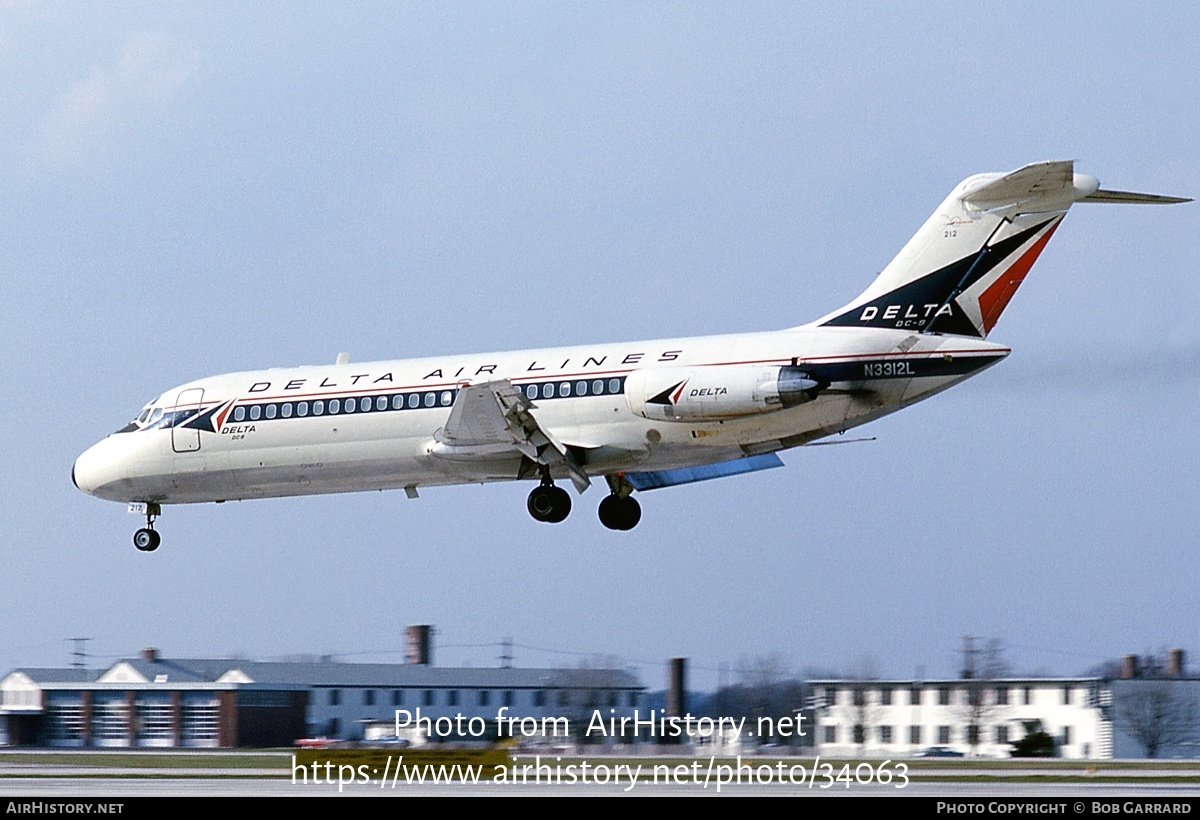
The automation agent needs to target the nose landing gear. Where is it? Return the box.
[133,502,162,552]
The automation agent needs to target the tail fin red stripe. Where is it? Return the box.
[978,221,1060,334]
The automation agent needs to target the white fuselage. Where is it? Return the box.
[72,325,1009,506]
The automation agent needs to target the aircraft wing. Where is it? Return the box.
[434,380,591,493]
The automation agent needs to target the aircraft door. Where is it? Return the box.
[171,388,204,453]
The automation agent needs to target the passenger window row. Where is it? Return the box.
[226,377,626,424]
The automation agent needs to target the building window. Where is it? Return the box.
[967,687,981,706]
[424,690,434,707]
[479,690,490,707]
[938,725,951,744]
[1024,686,1033,705]
[826,687,838,706]
[447,690,459,707]
[910,687,921,705]
[996,725,1009,744]
[996,686,1009,705]
[392,690,403,707]
[329,717,340,736]
[967,725,979,745]
[879,725,893,743]
[909,725,921,745]
[329,689,341,706]
[628,691,638,708]
[1063,686,1071,705]
[853,688,866,706]
[364,689,375,706]
[1062,726,1072,745]
[824,725,837,744]
[938,687,951,705]
[533,690,545,707]
[853,725,865,744]
[504,690,514,707]
[880,687,893,705]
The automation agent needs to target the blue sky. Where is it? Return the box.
[2,3,1197,690]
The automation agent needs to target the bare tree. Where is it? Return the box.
[838,656,882,755]
[1116,681,1198,759]
[958,638,1010,755]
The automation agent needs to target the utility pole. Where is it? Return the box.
[68,637,91,670]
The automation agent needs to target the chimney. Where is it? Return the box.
[406,625,432,665]
[667,658,687,718]
[1121,654,1139,679]
[142,648,159,662]
[1167,649,1186,677]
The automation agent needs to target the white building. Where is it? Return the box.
[0,650,643,748]
[811,673,1200,759]
[813,677,1111,758]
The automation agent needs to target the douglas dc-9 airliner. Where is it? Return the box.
[73,161,1188,550]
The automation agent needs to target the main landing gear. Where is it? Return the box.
[133,502,162,552]
[598,474,641,531]
[527,471,571,523]
[526,470,643,530]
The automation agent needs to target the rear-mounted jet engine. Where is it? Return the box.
[625,365,824,422]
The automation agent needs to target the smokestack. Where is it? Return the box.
[406,625,432,666]
[1121,654,1139,679]
[667,658,687,717]
[141,648,159,662]
[1167,649,1185,677]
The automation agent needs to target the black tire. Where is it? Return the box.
[544,486,571,523]
[598,494,641,531]
[528,485,570,523]
[134,528,161,552]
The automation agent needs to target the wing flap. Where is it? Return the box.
[433,380,591,492]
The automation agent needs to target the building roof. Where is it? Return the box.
[6,668,101,684]
[7,657,642,690]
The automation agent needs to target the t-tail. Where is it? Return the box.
[816,160,1190,338]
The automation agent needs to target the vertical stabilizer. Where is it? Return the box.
[816,161,1188,338]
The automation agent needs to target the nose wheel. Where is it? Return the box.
[133,502,162,551]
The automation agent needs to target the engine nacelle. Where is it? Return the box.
[625,365,823,422]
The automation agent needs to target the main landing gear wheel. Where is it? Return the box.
[598,494,641,531]
[527,484,571,523]
[134,528,161,552]
[133,502,162,551]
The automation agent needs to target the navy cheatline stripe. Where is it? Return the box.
[821,219,1054,337]
[803,352,1005,384]
[626,453,785,491]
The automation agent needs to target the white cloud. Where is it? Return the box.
[34,31,201,168]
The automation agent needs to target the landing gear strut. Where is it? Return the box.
[599,475,641,531]
[527,470,571,523]
[133,502,162,552]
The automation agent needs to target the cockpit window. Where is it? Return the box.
[116,396,171,434]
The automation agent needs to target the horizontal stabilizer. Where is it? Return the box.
[625,453,783,491]
[960,160,1077,210]
[1082,189,1192,205]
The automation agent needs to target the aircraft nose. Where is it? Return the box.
[72,443,104,496]
[73,437,130,500]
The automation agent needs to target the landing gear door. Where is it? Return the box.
[171,388,204,453]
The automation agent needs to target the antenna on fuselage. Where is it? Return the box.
[336,352,350,365]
